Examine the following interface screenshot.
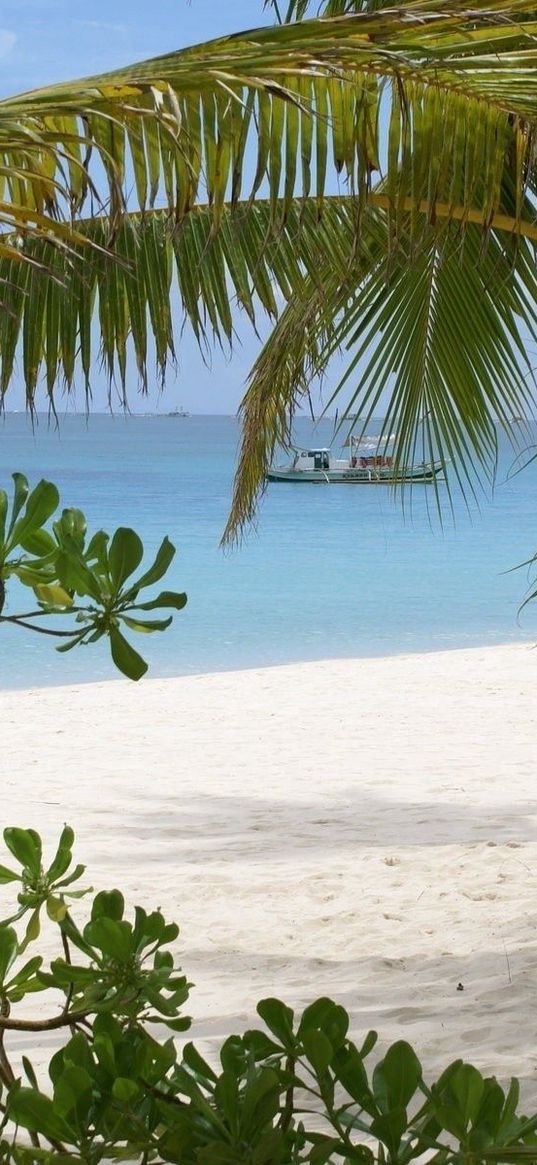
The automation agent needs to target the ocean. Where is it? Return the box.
[1,412,536,689]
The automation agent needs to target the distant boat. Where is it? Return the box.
[267,435,444,485]
[167,406,190,418]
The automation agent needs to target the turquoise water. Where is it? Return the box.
[1,412,536,689]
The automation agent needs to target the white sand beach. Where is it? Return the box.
[2,642,537,1092]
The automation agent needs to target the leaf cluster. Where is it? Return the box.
[1,828,537,1165]
[0,473,186,680]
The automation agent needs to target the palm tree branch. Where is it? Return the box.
[2,3,537,254]
[0,196,359,405]
[223,208,537,543]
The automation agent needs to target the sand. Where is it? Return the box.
[2,642,537,1094]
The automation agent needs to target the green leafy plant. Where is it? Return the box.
[1,827,537,1165]
[0,473,187,680]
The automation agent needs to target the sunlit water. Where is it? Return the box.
[1,412,536,688]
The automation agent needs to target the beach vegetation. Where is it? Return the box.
[0,473,186,679]
[1,826,536,1165]
[1,0,537,543]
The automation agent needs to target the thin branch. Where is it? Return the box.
[0,1001,15,1089]
[0,1008,91,1032]
[0,608,80,620]
[279,1055,296,1133]
[0,616,77,638]
[61,930,76,1025]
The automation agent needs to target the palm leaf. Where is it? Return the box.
[0,198,361,405]
[3,0,537,550]
[224,207,537,542]
[3,0,537,254]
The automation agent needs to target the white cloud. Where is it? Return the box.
[0,29,16,59]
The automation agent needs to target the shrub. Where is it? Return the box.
[1,827,536,1164]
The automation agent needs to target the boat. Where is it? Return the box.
[267,436,444,484]
[167,406,190,418]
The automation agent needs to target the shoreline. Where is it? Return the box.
[3,642,537,1092]
[1,633,535,694]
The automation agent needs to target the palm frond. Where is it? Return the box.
[0,198,356,407]
[224,210,537,542]
[3,0,537,255]
[3,0,537,552]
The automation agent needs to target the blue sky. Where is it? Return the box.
[1,2,273,94]
[2,1,316,415]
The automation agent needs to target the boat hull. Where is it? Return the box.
[267,463,443,484]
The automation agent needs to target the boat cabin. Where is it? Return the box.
[295,448,331,470]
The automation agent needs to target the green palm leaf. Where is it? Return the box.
[224,208,537,541]
[0,198,362,405]
[3,0,537,253]
[2,0,537,549]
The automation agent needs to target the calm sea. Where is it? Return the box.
[1,412,536,689]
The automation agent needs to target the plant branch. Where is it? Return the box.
[0,1001,15,1089]
[0,608,80,620]
[0,616,78,638]
[0,1009,91,1032]
[279,1054,296,1133]
[61,930,75,1024]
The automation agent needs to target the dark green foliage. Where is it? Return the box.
[1,830,536,1164]
[0,473,187,680]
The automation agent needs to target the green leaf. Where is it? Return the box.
[0,863,20,884]
[0,488,7,547]
[372,1041,422,1113]
[302,1028,333,1074]
[47,825,75,882]
[6,955,43,989]
[54,508,87,550]
[21,1056,39,1089]
[46,895,68,922]
[137,589,187,611]
[53,1066,93,1126]
[451,1063,486,1128]
[3,827,42,873]
[360,1030,378,1059]
[8,1086,73,1143]
[108,527,144,591]
[54,862,87,890]
[19,527,56,557]
[256,998,295,1046]
[126,535,176,596]
[19,907,41,954]
[0,926,18,985]
[6,474,29,537]
[121,614,172,633]
[371,1107,408,1156]
[299,997,349,1049]
[332,1043,376,1115]
[182,1042,218,1083]
[109,625,148,680]
[91,889,125,922]
[55,548,102,601]
[9,480,60,551]
[84,917,133,962]
[35,583,73,608]
[86,529,109,569]
[112,1077,140,1104]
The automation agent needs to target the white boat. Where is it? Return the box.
[267,436,443,484]
[167,406,190,418]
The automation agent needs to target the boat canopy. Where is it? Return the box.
[343,433,398,449]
